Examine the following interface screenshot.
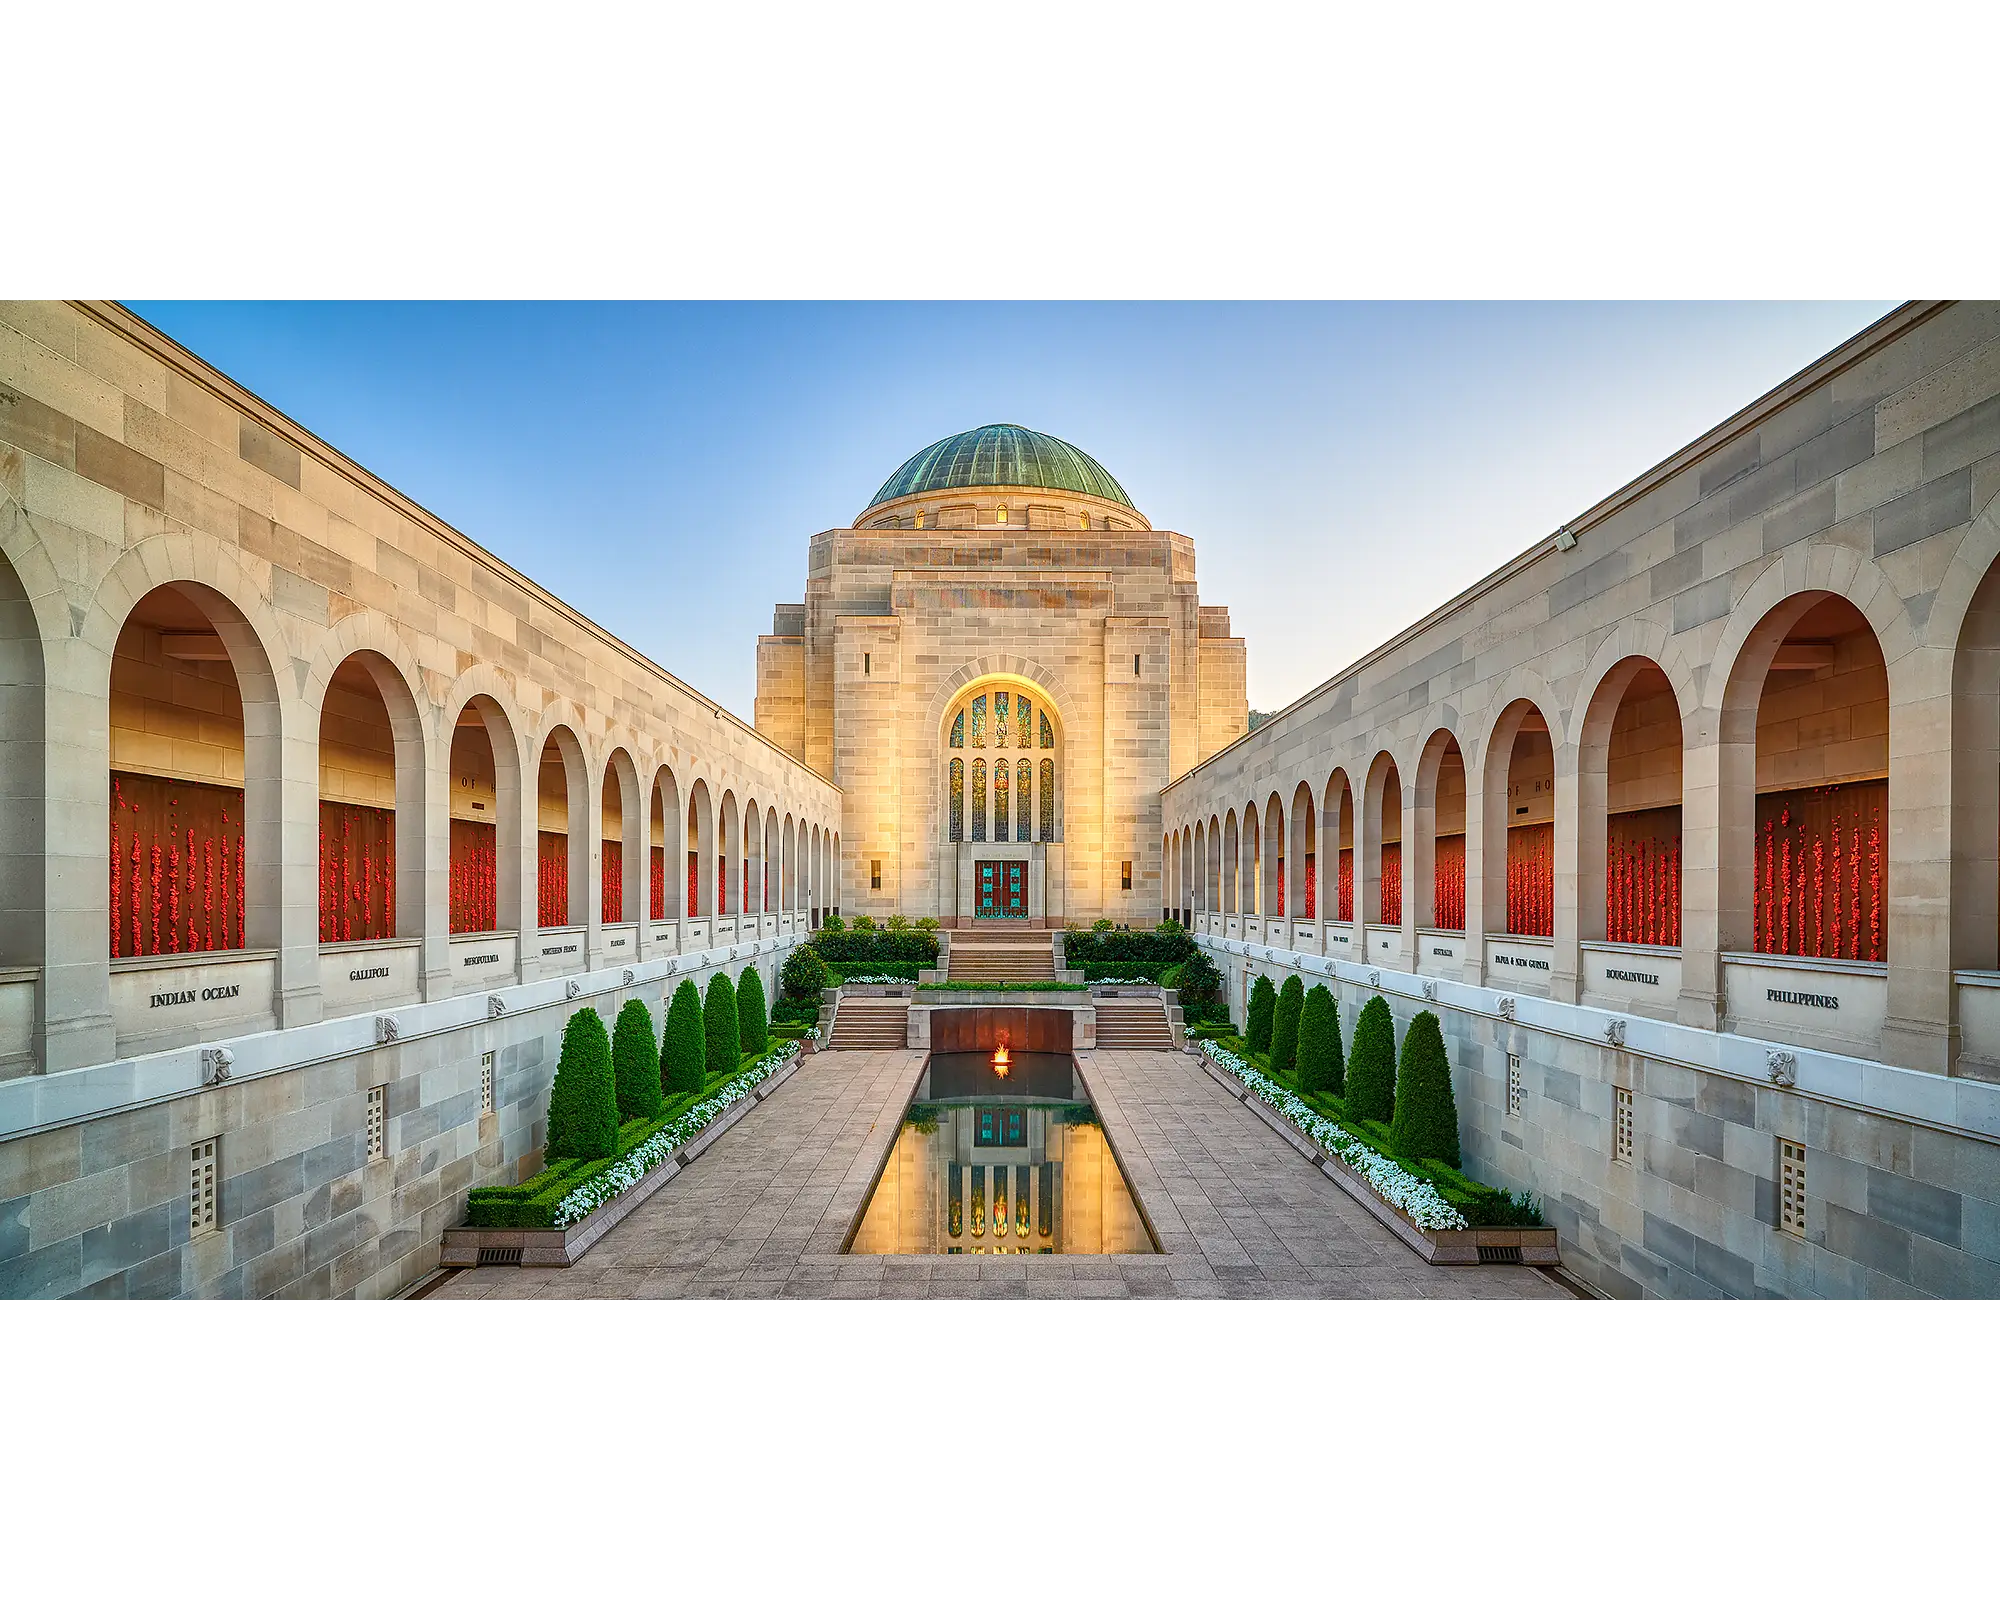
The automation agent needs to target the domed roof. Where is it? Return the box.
[864,424,1135,512]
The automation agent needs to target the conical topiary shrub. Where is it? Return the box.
[661,978,707,1097]
[1246,974,1277,1054]
[1297,983,1344,1095]
[1391,1009,1461,1168]
[611,997,663,1122]
[545,1006,617,1162]
[1270,975,1305,1073]
[737,964,769,1058]
[704,970,742,1078]
[1346,995,1397,1125]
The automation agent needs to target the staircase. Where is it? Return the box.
[1092,996,1177,1050]
[828,997,910,1050]
[943,927,1058,985]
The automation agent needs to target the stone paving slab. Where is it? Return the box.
[427,1046,1570,1300]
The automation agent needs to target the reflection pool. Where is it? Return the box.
[848,1050,1155,1254]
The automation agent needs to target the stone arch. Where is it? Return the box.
[1222,808,1240,915]
[1362,747,1404,927]
[1262,792,1284,917]
[687,779,715,918]
[1323,767,1355,923]
[648,760,682,923]
[533,719,590,928]
[1413,721,1468,932]
[438,666,525,935]
[0,540,45,979]
[1575,653,1686,946]
[1478,696,1562,942]
[1288,782,1316,923]
[315,645,428,942]
[600,744,643,925]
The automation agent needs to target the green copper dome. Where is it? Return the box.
[865,424,1135,512]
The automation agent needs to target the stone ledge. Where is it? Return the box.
[439,1050,805,1268]
[1198,933,2000,1147]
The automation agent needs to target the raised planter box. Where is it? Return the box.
[440,1051,805,1269]
[1194,1054,1559,1267]
[840,982,915,996]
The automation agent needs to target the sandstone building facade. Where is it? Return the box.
[754,423,1247,926]
[5,298,2000,1297]
[1163,300,2000,1296]
[0,301,840,1297]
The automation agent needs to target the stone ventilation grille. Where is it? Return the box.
[1614,1088,1635,1164]
[1506,1054,1523,1118]
[480,1052,495,1115]
[1780,1140,1808,1236]
[367,1086,386,1162]
[190,1140,218,1236]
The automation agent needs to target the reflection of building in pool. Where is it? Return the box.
[850,1103,1152,1255]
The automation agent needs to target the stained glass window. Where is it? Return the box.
[1039,711,1054,748]
[994,691,1009,748]
[994,761,1009,841]
[950,711,964,749]
[972,759,987,842]
[1017,759,1031,838]
[971,695,986,747]
[1016,697,1032,747]
[949,758,964,841]
[1039,758,1054,840]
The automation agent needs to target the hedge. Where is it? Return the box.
[467,1054,769,1228]
[611,997,663,1123]
[826,960,923,982]
[771,994,821,1027]
[703,971,741,1081]
[1297,983,1343,1095]
[544,1007,617,1162]
[1164,949,1222,1010]
[1270,975,1305,1074]
[1197,1028,1541,1228]
[1062,927,1193,967]
[1391,1009,1461,1168]
[1346,995,1397,1124]
[661,979,707,1096]
[808,927,940,966]
[1245,974,1277,1054]
[1079,961,1170,982]
[781,945,830,1001]
[736,965,769,1057]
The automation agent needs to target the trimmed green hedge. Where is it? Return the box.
[771,994,821,1026]
[1080,961,1170,982]
[1391,1009,1460,1168]
[703,971,740,1082]
[1297,983,1343,1095]
[1062,927,1193,967]
[1246,975,1276,1054]
[661,979,707,1096]
[808,927,941,966]
[1346,995,1397,1124]
[826,960,923,981]
[1199,1028,1539,1227]
[611,998,663,1122]
[545,1008,616,1162]
[468,1056,765,1228]
[780,945,830,1001]
[1270,975,1305,1074]
[737,965,769,1057]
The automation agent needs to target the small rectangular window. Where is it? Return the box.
[870,859,882,890]
[1121,860,1132,891]
[1780,1139,1807,1236]
[190,1140,218,1237]
[480,1052,495,1116]
[863,652,871,676]
[1613,1087,1635,1165]
[1506,1054,1523,1118]
[1134,653,1141,677]
[367,1085,386,1162]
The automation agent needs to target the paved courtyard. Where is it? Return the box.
[426,1047,1571,1300]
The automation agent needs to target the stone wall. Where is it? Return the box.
[1207,935,2000,1297]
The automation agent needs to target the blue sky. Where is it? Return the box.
[129,301,1895,717]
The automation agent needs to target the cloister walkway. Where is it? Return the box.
[428,1047,1569,1300]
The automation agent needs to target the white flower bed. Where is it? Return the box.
[1195,1038,1467,1230]
[841,973,909,986]
[1091,976,1155,986]
[549,1039,805,1228]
